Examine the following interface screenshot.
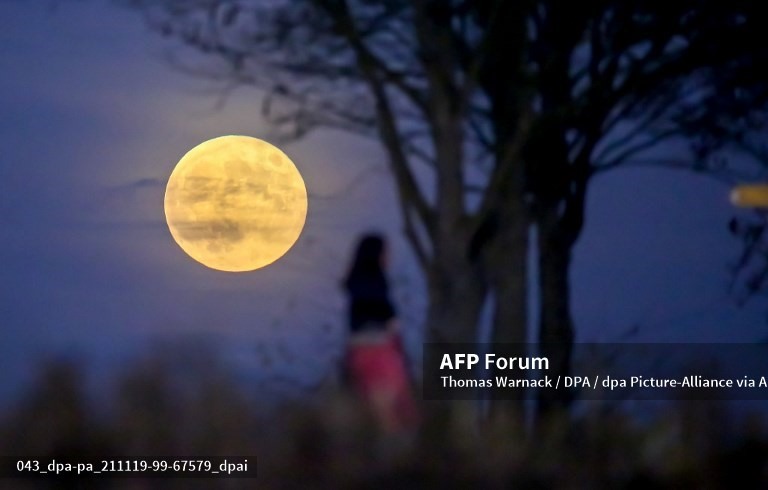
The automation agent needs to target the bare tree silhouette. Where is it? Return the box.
[125,0,768,413]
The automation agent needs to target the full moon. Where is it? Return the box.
[164,135,308,272]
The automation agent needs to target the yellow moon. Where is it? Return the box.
[164,135,307,272]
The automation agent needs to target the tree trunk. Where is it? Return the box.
[424,255,487,344]
[536,210,576,413]
[488,215,528,345]
[485,195,529,419]
[420,242,488,435]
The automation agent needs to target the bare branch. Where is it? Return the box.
[594,127,682,172]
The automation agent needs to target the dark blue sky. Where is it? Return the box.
[0,1,764,408]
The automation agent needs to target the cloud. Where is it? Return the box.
[122,178,165,189]
[171,218,245,244]
[108,178,165,195]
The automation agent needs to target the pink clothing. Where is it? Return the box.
[346,334,419,431]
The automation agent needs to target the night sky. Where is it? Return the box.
[1,1,764,409]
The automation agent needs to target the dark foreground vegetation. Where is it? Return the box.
[1,351,767,490]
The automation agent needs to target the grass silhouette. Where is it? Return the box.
[1,351,767,489]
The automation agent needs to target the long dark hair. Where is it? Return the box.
[343,234,387,294]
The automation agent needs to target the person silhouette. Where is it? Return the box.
[342,234,418,432]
